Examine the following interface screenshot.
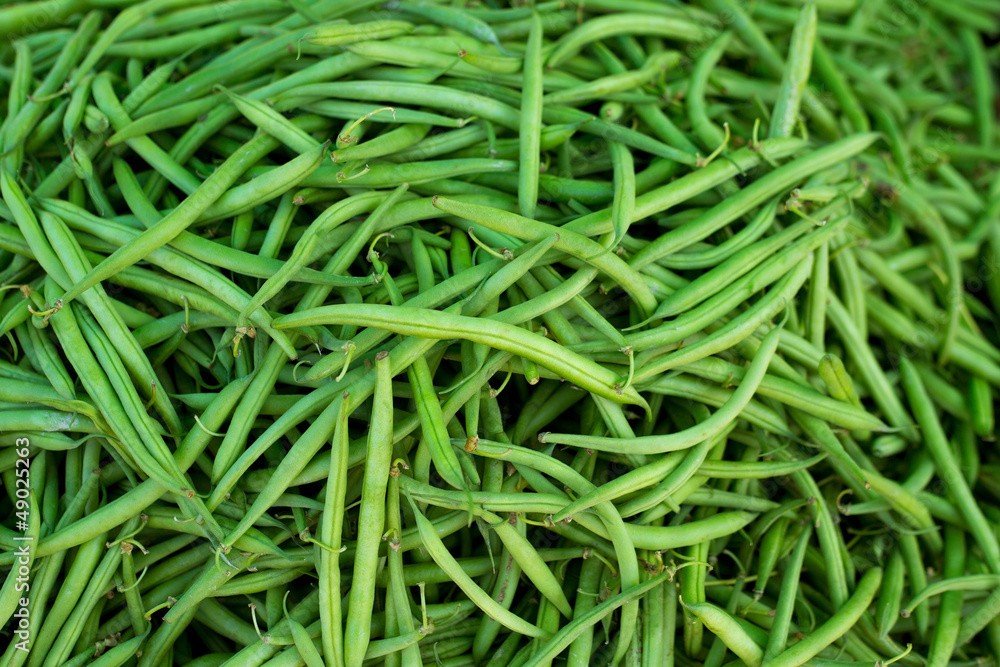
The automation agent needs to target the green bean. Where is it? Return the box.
[24,323,74,401]
[679,517,709,657]
[3,41,32,148]
[274,303,647,410]
[482,633,522,667]
[62,72,96,144]
[900,573,1000,619]
[472,543,523,661]
[698,453,827,478]
[465,1,564,22]
[957,582,1000,647]
[543,104,697,166]
[274,595,320,667]
[212,339,433,505]
[812,41,870,134]
[564,446,687,521]
[959,28,994,147]
[637,257,812,381]
[602,38,700,156]
[700,0,840,136]
[824,295,915,436]
[547,14,707,66]
[0,405,101,434]
[283,81,520,129]
[220,86,319,154]
[3,4,999,662]
[493,8,578,40]
[121,156,296,263]
[296,251,483,378]
[389,470,425,666]
[40,215,187,426]
[476,172,611,205]
[28,53,171,197]
[372,545,579,585]
[360,629,425,661]
[593,142,637,259]
[136,25,311,116]
[219,383,349,541]
[518,13,544,220]
[924,527,966,667]
[816,354,860,409]
[1,169,74,291]
[433,196,657,318]
[643,374,790,436]
[631,135,876,269]
[390,126,487,163]
[330,123,431,164]
[688,32,732,152]
[55,136,320,314]
[545,51,679,107]
[44,205,297,360]
[44,302,180,495]
[316,393,350,667]
[403,492,549,638]
[104,95,219,147]
[522,571,671,667]
[688,355,883,431]
[393,0,510,55]
[306,20,413,46]
[549,314,782,455]
[900,358,1000,573]
[350,36,519,83]
[866,293,1000,388]
[408,347,468,491]
[458,48,520,74]
[768,3,816,139]
[40,516,138,666]
[91,71,202,196]
[683,600,763,667]
[562,556,603,667]
[761,566,882,667]
[968,376,994,438]
[868,546,904,641]
[60,196,336,295]
[237,188,404,328]
[110,19,249,57]
[297,158,515,188]
[30,531,109,665]
[532,266,627,354]
[466,439,644,661]
[462,236,559,325]
[760,524,812,661]
[491,514,572,617]
[303,100,470,130]
[623,421,724,519]
[201,142,330,224]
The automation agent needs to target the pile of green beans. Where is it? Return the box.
[1,0,999,665]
